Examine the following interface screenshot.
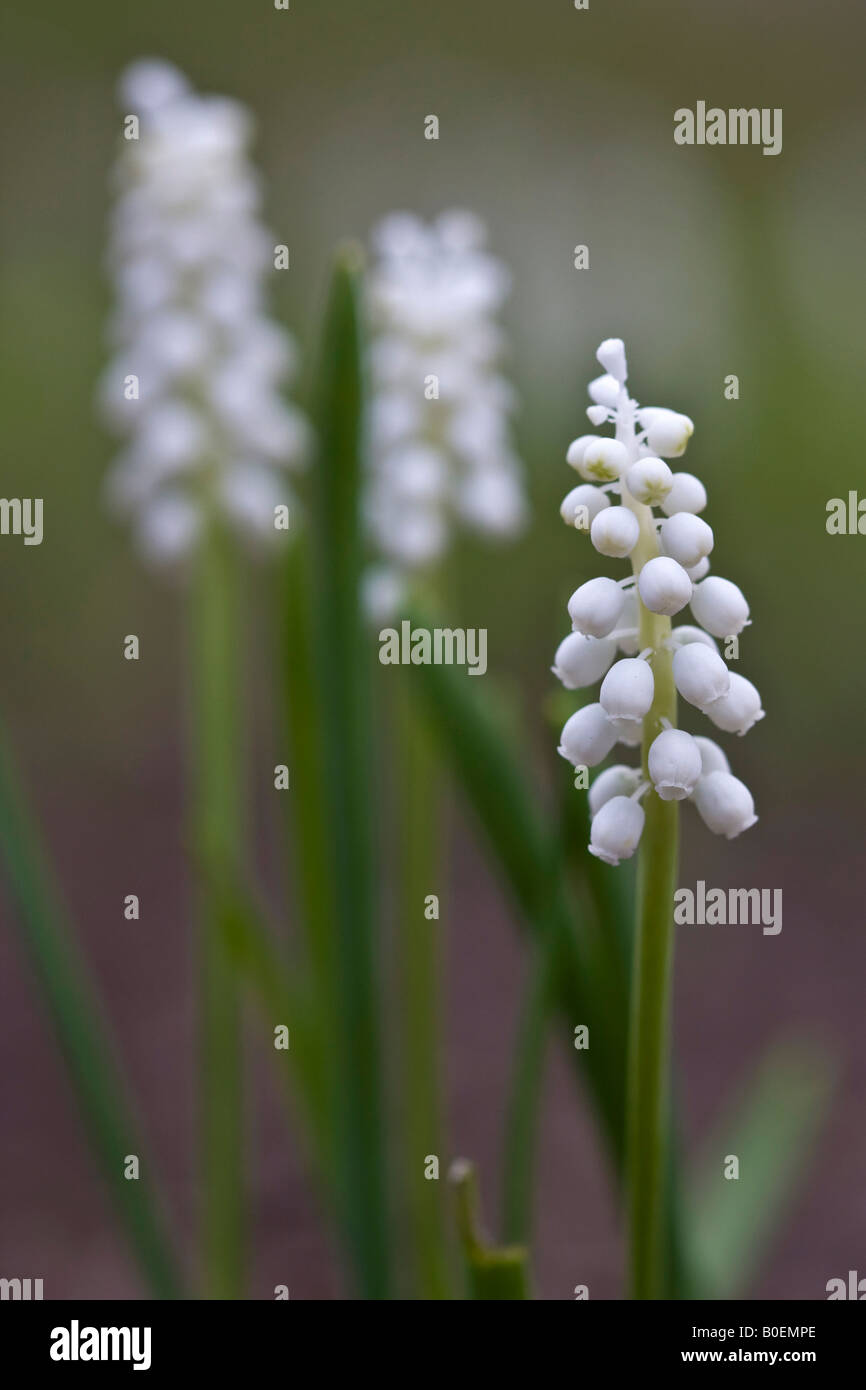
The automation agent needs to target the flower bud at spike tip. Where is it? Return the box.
[648,728,702,801]
[637,555,693,616]
[552,632,617,689]
[600,657,654,721]
[558,703,618,768]
[588,374,621,408]
[661,472,707,516]
[589,795,645,866]
[694,771,758,838]
[672,643,731,711]
[690,575,750,638]
[596,338,628,384]
[705,673,765,735]
[590,505,640,558]
[568,576,625,638]
[624,456,673,506]
[659,512,714,569]
[588,765,643,817]
[560,483,609,529]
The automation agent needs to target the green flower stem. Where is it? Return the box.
[189,515,245,1300]
[624,500,679,1300]
[395,673,452,1298]
[0,719,184,1300]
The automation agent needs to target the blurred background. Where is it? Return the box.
[1,0,864,1298]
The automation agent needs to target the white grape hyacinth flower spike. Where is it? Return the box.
[100,59,309,564]
[363,211,527,619]
[553,338,762,863]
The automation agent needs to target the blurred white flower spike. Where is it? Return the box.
[101,59,308,563]
[554,338,762,862]
[363,211,527,616]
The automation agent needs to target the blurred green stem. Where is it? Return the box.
[500,923,554,1245]
[281,535,338,1184]
[624,495,678,1301]
[395,674,451,1298]
[190,515,244,1300]
[0,719,184,1299]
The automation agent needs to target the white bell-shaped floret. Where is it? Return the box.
[578,437,629,482]
[639,407,694,458]
[690,576,750,637]
[588,374,621,408]
[590,505,640,558]
[705,673,765,735]
[589,795,645,866]
[615,589,640,654]
[596,338,627,383]
[660,472,707,516]
[586,405,612,427]
[560,483,610,530]
[558,703,618,767]
[610,715,643,746]
[668,624,718,652]
[624,456,673,506]
[692,735,731,778]
[693,770,758,838]
[637,556,693,616]
[566,435,598,471]
[600,657,654,720]
[648,728,703,801]
[659,512,714,569]
[552,632,617,689]
[672,643,731,711]
[588,764,643,816]
[686,556,710,581]
[568,576,625,637]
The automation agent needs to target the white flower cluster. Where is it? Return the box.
[363,211,526,616]
[554,338,763,866]
[100,60,308,563]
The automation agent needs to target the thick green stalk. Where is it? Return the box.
[189,516,244,1300]
[395,675,452,1298]
[0,720,184,1299]
[624,500,679,1300]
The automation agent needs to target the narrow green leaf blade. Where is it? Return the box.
[308,248,390,1299]
[0,718,184,1299]
[688,1038,832,1298]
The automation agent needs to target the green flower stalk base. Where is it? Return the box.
[624,467,679,1301]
